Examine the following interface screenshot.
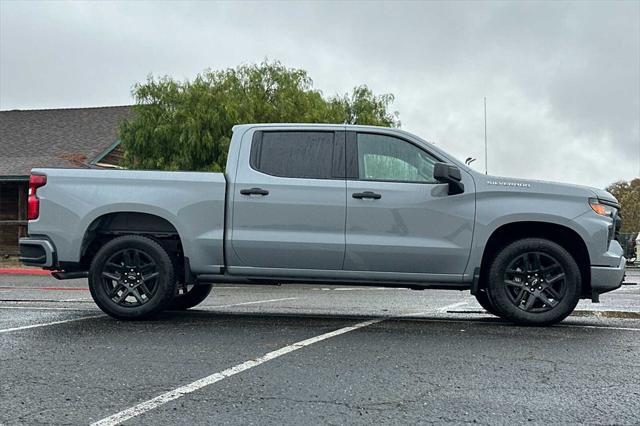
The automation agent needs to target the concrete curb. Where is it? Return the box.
[449,309,640,319]
[571,310,640,319]
[0,269,52,276]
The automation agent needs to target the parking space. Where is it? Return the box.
[1,311,360,424]
[139,317,640,425]
[1,271,639,424]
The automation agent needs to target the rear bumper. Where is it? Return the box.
[19,237,56,268]
[591,256,626,295]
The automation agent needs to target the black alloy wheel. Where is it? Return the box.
[487,238,581,326]
[503,251,567,313]
[89,235,176,320]
[101,248,159,307]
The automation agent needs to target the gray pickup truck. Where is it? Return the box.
[20,124,626,325]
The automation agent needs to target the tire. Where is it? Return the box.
[474,288,501,316]
[88,235,176,320]
[487,238,581,326]
[167,284,213,310]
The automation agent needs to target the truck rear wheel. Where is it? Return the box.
[168,284,213,310]
[88,235,176,320]
[487,238,581,326]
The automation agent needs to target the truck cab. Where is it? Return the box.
[226,125,475,284]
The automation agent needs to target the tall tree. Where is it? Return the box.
[606,178,640,233]
[120,61,399,171]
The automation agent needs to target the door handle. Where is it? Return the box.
[352,191,382,200]
[240,187,269,196]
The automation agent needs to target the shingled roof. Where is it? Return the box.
[0,105,133,177]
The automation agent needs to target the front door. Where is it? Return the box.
[229,129,346,271]
[344,131,474,278]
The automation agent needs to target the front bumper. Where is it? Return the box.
[590,256,626,296]
[19,237,56,268]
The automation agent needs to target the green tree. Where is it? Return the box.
[606,178,640,233]
[120,61,400,171]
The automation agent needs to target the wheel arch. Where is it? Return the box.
[479,221,591,297]
[77,210,185,272]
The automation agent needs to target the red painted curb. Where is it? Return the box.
[0,269,53,276]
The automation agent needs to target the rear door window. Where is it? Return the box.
[251,131,335,179]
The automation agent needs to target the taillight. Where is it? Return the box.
[27,174,47,220]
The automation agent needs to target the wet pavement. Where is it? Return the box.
[1,270,638,424]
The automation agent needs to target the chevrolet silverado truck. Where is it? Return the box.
[19,124,626,325]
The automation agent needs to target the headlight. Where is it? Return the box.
[589,198,617,217]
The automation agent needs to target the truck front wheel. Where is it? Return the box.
[474,288,500,316]
[487,238,581,326]
[88,235,176,320]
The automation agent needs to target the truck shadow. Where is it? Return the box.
[153,309,628,331]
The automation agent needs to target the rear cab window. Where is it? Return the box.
[250,131,343,179]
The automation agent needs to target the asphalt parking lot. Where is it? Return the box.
[1,270,639,425]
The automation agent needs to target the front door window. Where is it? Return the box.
[357,133,439,184]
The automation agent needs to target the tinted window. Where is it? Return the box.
[357,133,439,183]
[251,131,334,179]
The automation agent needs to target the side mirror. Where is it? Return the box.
[433,162,464,195]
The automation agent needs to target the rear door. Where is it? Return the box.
[228,128,346,272]
[344,131,475,278]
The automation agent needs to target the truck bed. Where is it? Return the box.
[28,168,227,274]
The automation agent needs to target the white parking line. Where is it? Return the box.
[400,316,640,332]
[436,301,468,312]
[0,306,97,311]
[91,317,383,426]
[0,297,296,319]
[0,314,103,334]
[206,297,298,308]
[0,297,298,312]
[0,297,298,334]
[332,287,394,291]
[312,287,399,291]
[560,324,640,332]
[402,301,470,317]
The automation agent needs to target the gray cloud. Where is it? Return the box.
[1,0,638,188]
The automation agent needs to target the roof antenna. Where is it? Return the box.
[484,96,488,175]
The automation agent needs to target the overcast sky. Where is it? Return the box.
[1,0,638,188]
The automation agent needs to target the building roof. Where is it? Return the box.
[0,105,133,177]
